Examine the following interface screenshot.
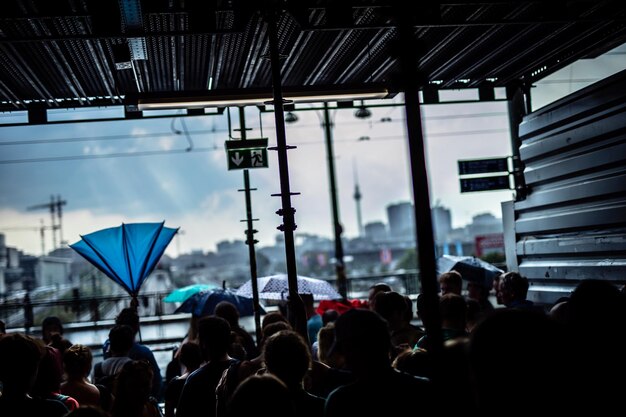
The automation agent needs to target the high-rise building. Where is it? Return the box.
[432,205,452,243]
[467,212,503,236]
[364,221,387,241]
[386,202,415,240]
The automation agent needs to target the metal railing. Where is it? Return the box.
[1,270,421,329]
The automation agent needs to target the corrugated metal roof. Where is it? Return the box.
[0,0,625,112]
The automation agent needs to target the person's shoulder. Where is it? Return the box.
[309,314,323,323]
[301,389,325,406]
[41,398,71,415]
[387,369,434,401]
[326,379,358,399]
[16,398,69,417]
[132,342,154,355]
[60,394,80,411]
[391,368,429,384]
[131,343,160,366]
[185,364,207,381]
[415,334,427,349]
[325,383,360,416]
[295,389,325,415]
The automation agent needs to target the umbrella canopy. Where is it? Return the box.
[70,222,178,299]
[174,288,262,317]
[236,274,342,300]
[163,283,219,303]
[436,255,503,288]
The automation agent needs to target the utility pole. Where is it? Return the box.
[39,219,46,255]
[55,195,66,245]
[322,103,347,300]
[265,7,307,342]
[236,106,263,343]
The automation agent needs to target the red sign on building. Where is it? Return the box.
[475,234,505,257]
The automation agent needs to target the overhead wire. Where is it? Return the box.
[179,117,194,151]
[0,110,509,163]
[0,111,508,147]
[0,128,227,146]
[0,126,510,163]
[0,146,221,164]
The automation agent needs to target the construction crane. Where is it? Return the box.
[26,195,67,250]
[0,220,55,255]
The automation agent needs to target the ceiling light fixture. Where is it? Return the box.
[354,101,372,119]
[129,85,391,111]
[285,112,299,123]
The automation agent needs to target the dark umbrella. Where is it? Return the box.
[70,222,178,308]
[436,255,503,288]
[175,287,263,317]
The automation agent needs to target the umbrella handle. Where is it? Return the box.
[130,296,139,310]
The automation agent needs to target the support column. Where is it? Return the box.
[506,83,529,201]
[238,107,263,343]
[322,103,348,300]
[393,3,443,354]
[265,9,307,342]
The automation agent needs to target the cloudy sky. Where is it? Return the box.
[0,43,624,257]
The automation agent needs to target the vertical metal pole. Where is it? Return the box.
[238,107,263,343]
[50,195,57,250]
[322,103,347,299]
[40,219,45,255]
[266,10,307,341]
[56,195,64,245]
[507,83,528,201]
[393,4,443,354]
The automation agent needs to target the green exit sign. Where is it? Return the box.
[225,138,269,170]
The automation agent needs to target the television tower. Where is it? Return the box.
[353,160,364,237]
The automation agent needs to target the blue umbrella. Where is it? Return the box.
[175,288,263,317]
[70,222,178,306]
[163,283,219,303]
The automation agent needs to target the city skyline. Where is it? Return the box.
[0,192,500,257]
[0,96,514,257]
[0,44,623,257]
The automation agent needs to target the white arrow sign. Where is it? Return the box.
[231,152,244,166]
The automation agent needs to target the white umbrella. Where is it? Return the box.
[236,274,342,300]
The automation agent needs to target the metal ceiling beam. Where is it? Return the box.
[0,106,225,127]
[2,16,624,44]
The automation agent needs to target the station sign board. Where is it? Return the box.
[225,138,269,170]
[458,157,509,175]
[458,156,511,193]
[460,175,511,193]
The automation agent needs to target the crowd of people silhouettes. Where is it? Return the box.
[1,271,625,417]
